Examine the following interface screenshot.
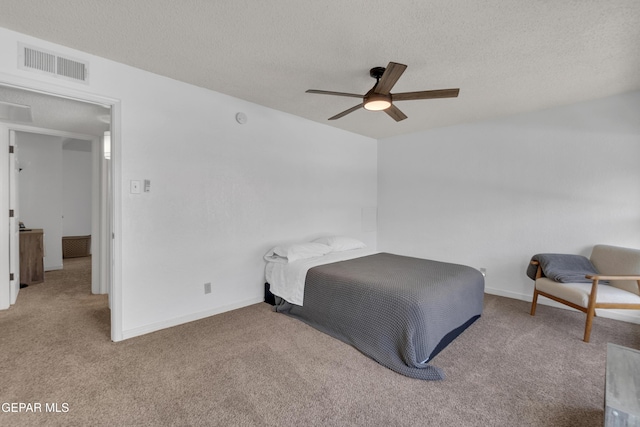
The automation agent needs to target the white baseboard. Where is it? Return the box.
[485,286,640,325]
[120,296,264,341]
[485,287,530,302]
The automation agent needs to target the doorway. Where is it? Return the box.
[0,82,117,339]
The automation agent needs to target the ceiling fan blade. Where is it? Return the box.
[374,62,407,95]
[392,88,460,101]
[384,104,408,122]
[306,89,363,98]
[328,103,363,120]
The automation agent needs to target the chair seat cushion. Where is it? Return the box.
[536,278,640,308]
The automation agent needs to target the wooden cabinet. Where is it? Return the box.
[20,229,44,285]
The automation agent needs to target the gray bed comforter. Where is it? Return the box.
[275,253,484,380]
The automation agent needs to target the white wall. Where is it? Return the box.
[378,91,640,319]
[118,87,377,337]
[0,27,377,339]
[62,146,93,237]
[16,132,64,271]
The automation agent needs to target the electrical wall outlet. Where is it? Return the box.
[204,282,212,294]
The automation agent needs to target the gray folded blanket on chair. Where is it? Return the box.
[526,253,602,283]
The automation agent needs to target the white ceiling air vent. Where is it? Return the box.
[18,43,89,84]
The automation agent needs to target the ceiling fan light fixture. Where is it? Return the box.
[364,100,391,111]
[363,93,391,111]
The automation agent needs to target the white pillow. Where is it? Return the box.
[312,236,366,252]
[264,242,332,263]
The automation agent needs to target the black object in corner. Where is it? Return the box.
[264,283,276,306]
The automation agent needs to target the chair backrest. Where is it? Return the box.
[590,244,640,295]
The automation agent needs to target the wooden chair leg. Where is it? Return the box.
[584,304,596,343]
[530,288,539,316]
[583,279,599,343]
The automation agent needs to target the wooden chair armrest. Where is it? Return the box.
[585,274,640,281]
[530,260,543,279]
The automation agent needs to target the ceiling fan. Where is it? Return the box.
[306,62,459,122]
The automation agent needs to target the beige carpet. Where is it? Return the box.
[1,256,639,426]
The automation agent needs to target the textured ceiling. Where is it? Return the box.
[1,0,639,139]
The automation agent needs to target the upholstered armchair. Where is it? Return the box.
[528,244,640,342]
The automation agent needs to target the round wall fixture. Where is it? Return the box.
[235,112,247,124]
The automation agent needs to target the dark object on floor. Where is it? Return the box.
[264,283,276,305]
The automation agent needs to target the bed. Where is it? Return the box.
[264,237,484,380]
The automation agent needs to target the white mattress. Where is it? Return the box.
[265,248,376,306]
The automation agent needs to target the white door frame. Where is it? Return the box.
[8,130,19,303]
[0,76,122,342]
[0,127,10,310]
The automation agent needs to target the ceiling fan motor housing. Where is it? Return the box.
[364,66,392,110]
[369,66,386,79]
